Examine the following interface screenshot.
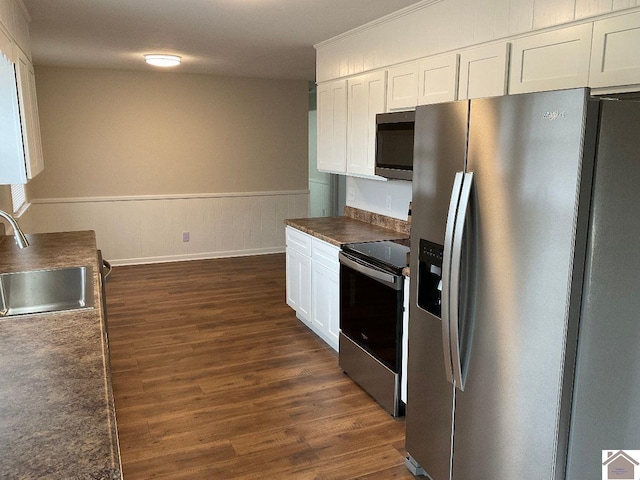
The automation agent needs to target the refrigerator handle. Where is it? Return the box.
[441,171,465,385]
[450,172,474,391]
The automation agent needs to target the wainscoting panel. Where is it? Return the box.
[23,191,309,265]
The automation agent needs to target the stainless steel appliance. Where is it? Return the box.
[339,240,409,416]
[405,88,640,479]
[375,110,415,180]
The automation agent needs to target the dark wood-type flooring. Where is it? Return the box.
[106,253,415,479]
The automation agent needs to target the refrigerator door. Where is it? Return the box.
[451,89,594,480]
[406,100,469,480]
[566,99,640,479]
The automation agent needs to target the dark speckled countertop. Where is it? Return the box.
[285,216,409,246]
[0,231,121,479]
[285,208,411,276]
[285,207,410,247]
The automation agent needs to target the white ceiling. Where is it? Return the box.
[21,0,421,80]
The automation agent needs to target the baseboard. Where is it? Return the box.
[108,246,285,266]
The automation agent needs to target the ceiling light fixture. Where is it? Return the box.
[144,54,181,67]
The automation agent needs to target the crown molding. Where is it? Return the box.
[314,0,443,50]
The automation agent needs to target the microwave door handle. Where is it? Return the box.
[450,172,473,392]
[441,171,464,385]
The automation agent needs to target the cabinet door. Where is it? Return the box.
[509,23,592,94]
[311,262,339,350]
[15,48,44,179]
[311,238,340,351]
[458,43,509,100]
[386,61,418,111]
[317,79,347,173]
[0,25,26,185]
[297,252,312,323]
[417,53,459,105]
[286,248,311,323]
[285,248,299,310]
[326,267,340,351]
[286,227,312,323]
[590,12,640,89]
[347,70,386,178]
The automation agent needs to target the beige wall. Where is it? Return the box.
[28,66,309,199]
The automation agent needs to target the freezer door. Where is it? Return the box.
[411,101,469,247]
[406,100,468,480]
[451,89,594,480]
[566,100,640,479]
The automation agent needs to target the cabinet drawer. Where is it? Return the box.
[286,227,312,257]
[312,238,340,272]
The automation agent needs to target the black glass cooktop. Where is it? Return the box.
[342,240,410,272]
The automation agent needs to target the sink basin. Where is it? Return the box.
[0,266,94,317]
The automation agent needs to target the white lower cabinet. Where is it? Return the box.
[285,227,340,351]
[311,237,340,351]
[286,227,312,323]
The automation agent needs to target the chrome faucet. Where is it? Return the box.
[0,209,29,248]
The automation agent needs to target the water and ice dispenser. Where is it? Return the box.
[417,239,444,317]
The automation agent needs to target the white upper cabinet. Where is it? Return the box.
[590,11,640,89]
[458,42,510,100]
[0,1,43,185]
[347,70,387,178]
[314,6,640,180]
[0,25,26,184]
[509,23,593,94]
[15,46,44,179]
[417,52,459,105]
[317,79,347,174]
[386,61,419,111]
[0,0,30,58]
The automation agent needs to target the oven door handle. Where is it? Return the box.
[339,252,401,291]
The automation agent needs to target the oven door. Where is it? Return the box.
[339,251,403,372]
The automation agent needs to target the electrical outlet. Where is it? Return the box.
[182,231,190,242]
[386,195,392,211]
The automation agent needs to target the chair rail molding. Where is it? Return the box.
[24,190,309,265]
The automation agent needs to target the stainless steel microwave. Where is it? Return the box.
[375,110,415,181]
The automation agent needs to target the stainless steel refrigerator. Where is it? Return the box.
[405,88,640,480]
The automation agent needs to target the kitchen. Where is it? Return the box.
[1,0,640,479]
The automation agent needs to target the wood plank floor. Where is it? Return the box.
[106,254,416,479]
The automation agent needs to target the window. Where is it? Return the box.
[10,183,27,215]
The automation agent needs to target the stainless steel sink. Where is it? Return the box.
[0,266,94,317]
